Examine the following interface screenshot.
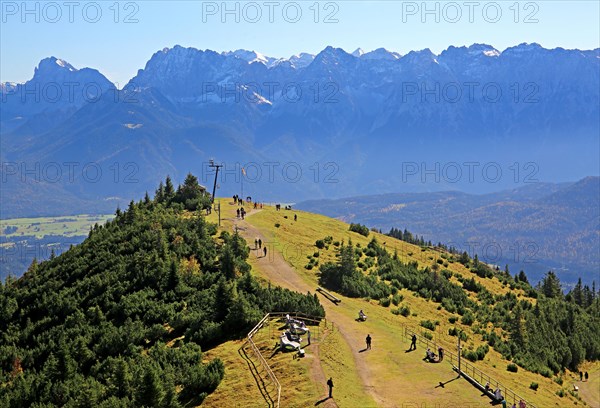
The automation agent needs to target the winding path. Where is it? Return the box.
[233,211,384,407]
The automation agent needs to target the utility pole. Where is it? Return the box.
[213,201,221,226]
[209,160,222,203]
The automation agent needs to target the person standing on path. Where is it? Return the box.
[254,238,258,249]
[580,371,583,381]
[366,334,372,350]
[307,330,311,345]
[585,371,589,381]
[327,377,334,398]
[258,239,262,249]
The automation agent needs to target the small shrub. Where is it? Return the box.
[333,241,340,247]
[313,251,320,257]
[349,223,370,237]
[423,332,433,340]
[408,251,413,256]
[392,293,403,306]
[436,258,444,264]
[305,264,313,270]
[448,316,458,324]
[420,320,436,331]
[315,239,325,249]
[461,311,475,326]
[399,305,410,317]
[379,297,391,307]
[554,377,563,385]
[556,389,565,397]
[530,382,538,391]
[274,223,280,228]
[463,350,479,362]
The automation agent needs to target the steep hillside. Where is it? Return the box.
[0,176,324,407]
[227,202,599,407]
[297,177,600,285]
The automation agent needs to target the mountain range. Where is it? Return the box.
[1,43,599,218]
[297,176,600,285]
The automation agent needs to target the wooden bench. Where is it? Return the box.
[316,287,341,304]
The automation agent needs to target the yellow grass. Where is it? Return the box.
[231,202,586,407]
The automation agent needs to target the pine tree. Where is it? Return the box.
[164,176,176,202]
[137,365,164,407]
[115,358,132,398]
[517,270,529,284]
[540,271,562,298]
[155,181,165,203]
[572,278,583,306]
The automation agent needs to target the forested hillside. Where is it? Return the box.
[0,175,324,407]
[318,236,600,377]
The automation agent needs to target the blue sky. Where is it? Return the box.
[1,1,599,85]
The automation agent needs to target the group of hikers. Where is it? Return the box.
[579,371,590,381]
[254,238,267,257]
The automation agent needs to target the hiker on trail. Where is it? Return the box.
[410,334,417,350]
[258,239,262,248]
[327,377,334,398]
[580,371,583,381]
[307,330,311,345]
[366,334,372,350]
[438,347,444,361]
[236,208,240,218]
[518,400,526,408]
[294,214,297,221]
[585,371,589,381]
[263,247,267,257]
[254,238,258,249]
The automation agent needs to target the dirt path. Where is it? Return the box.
[233,212,382,407]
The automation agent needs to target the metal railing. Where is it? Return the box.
[403,325,536,408]
[246,312,328,408]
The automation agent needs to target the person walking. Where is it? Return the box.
[327,377,334,398]
[410,334,417,350]
[258,239,262,249]
[585,371,589,381]
[580,371,583,381]
[254,238,258,249]
[236,208,240,218]
[294,214,297,221]
[307,330,311,345]
[366,334,372,350]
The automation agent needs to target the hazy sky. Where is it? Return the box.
[1,0,599,85]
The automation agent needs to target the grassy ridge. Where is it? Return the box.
[239,203,599,407]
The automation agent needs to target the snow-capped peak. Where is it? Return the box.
[483,49,500,57]
[222,49,276,66]
[352,48,365,57]
[361,48,401,61]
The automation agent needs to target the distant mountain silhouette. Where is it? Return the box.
[1,44,598,218]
